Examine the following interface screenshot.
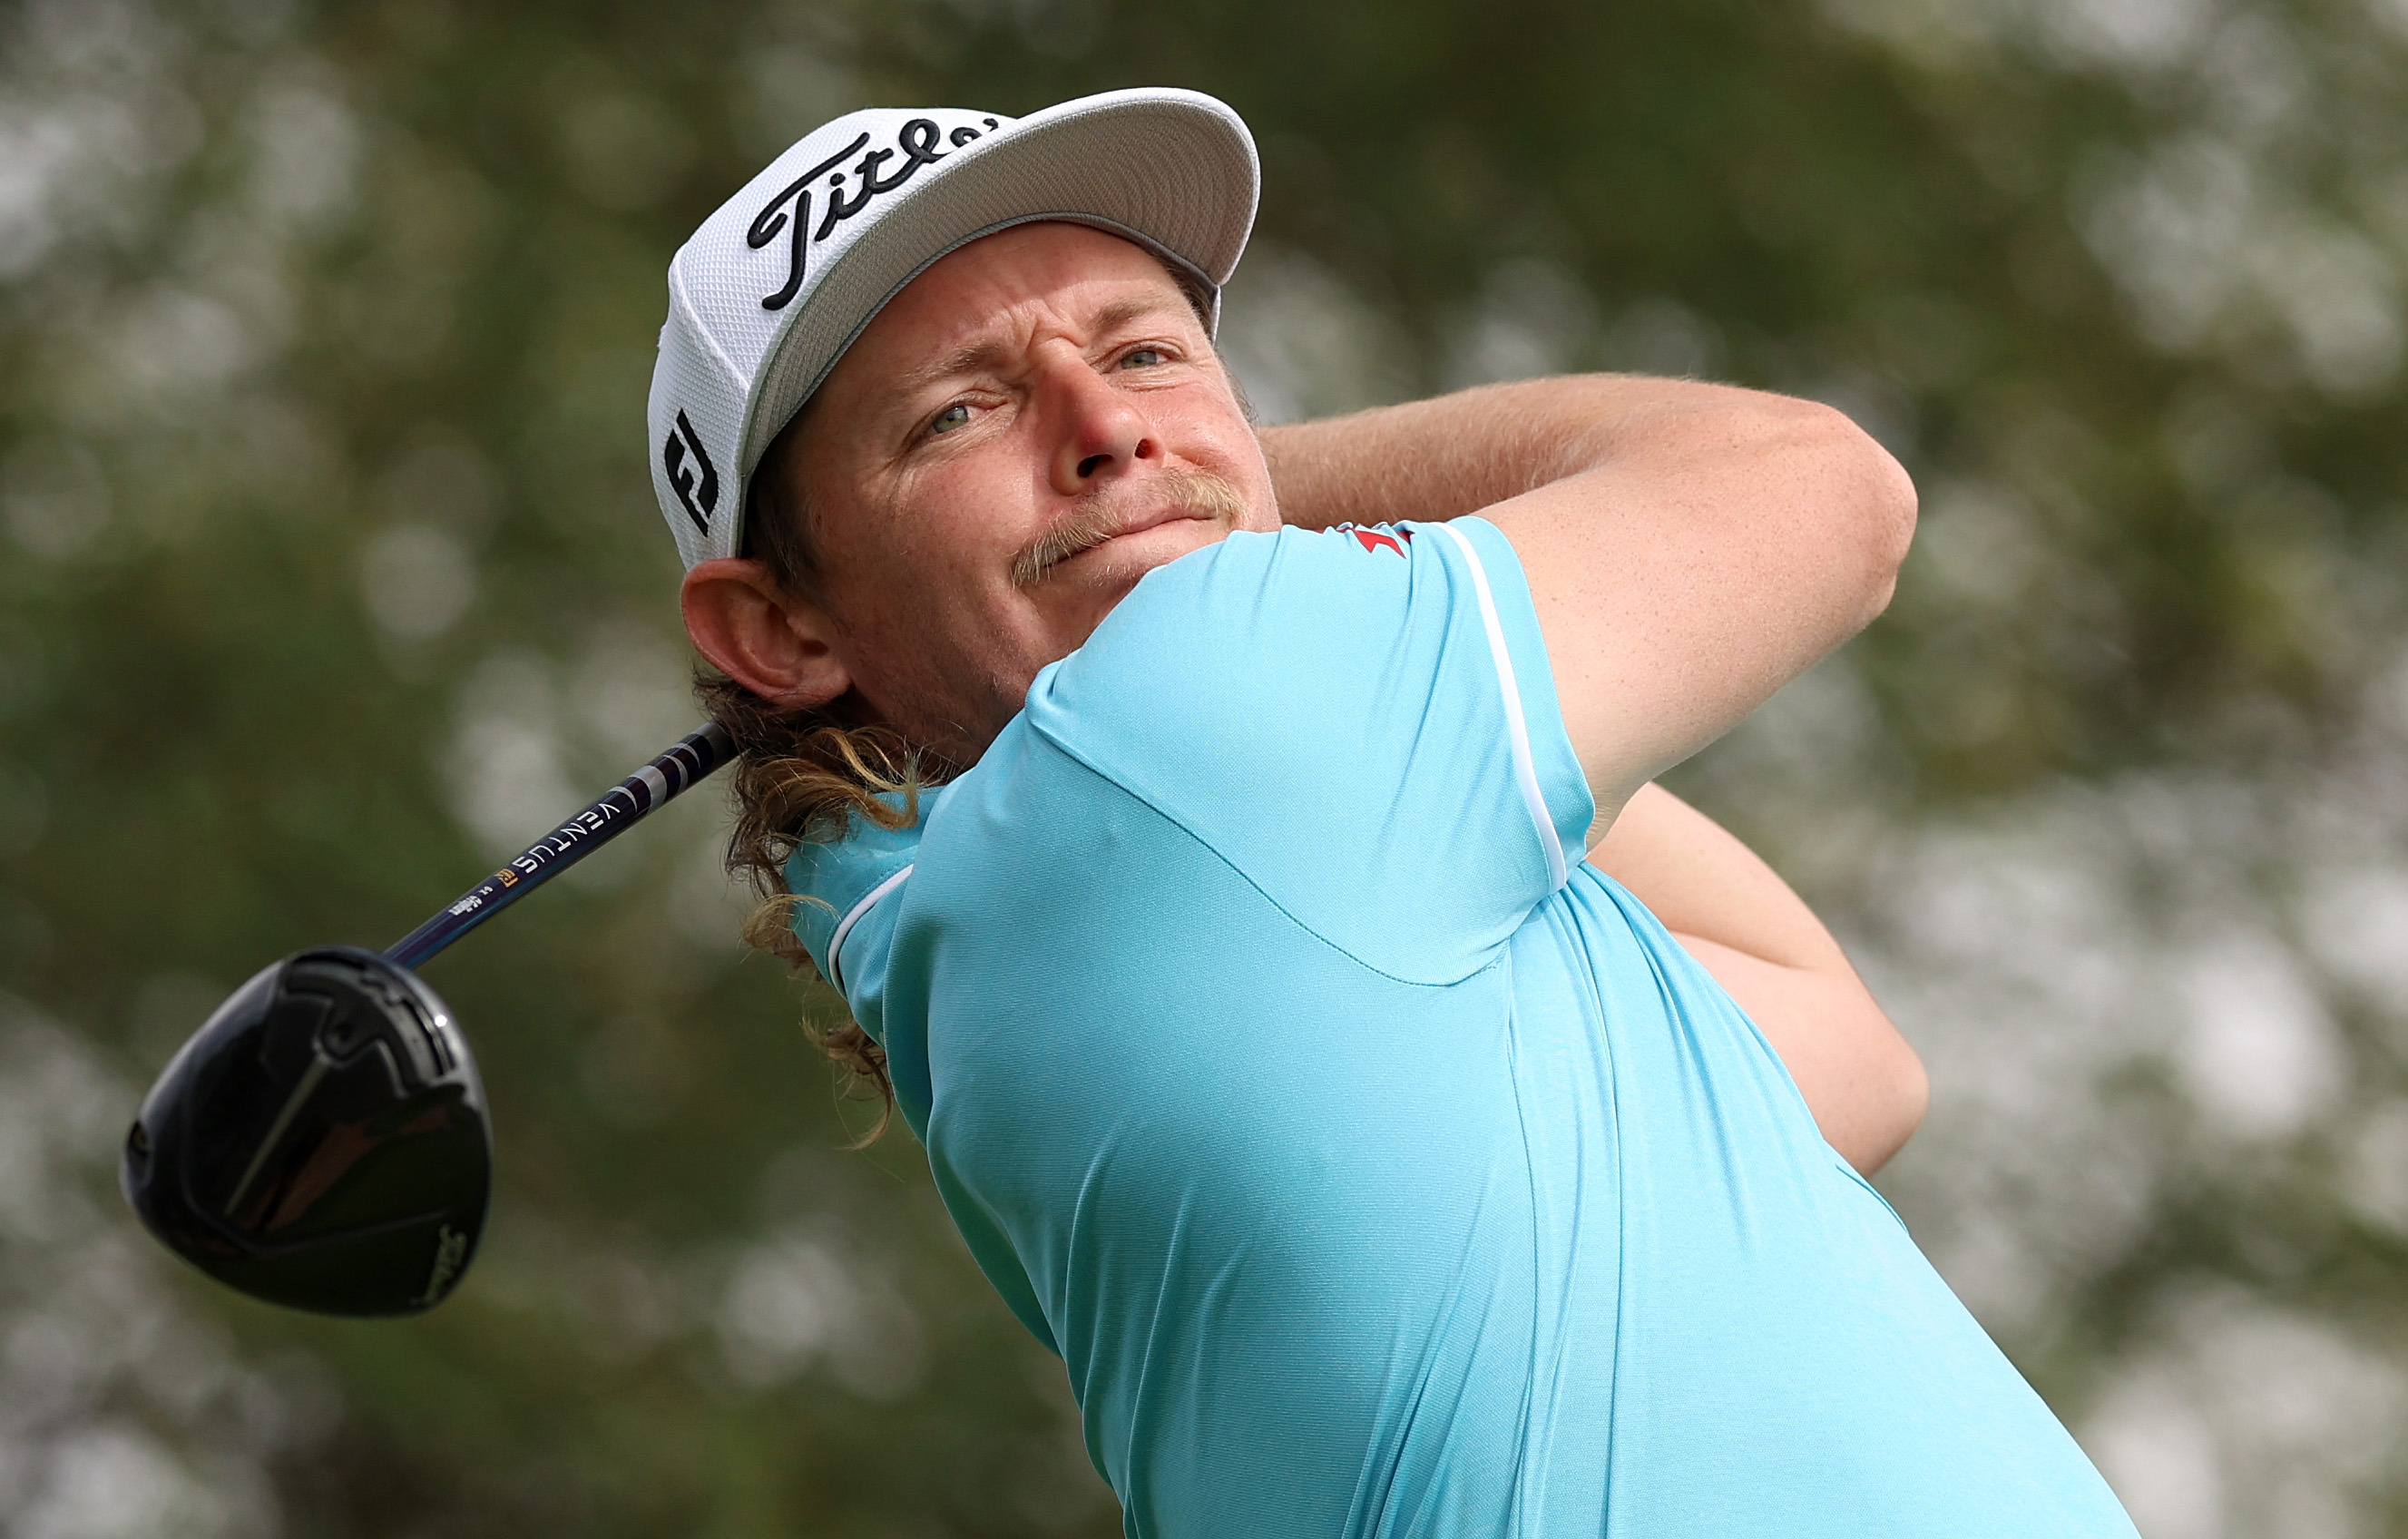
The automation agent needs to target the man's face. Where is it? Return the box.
[782,221,1279,764]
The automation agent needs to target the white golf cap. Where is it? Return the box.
[646,86,1260,568]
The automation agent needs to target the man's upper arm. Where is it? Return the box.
[1476,391,1915,821]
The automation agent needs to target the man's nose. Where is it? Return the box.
[1041,350,1160,495]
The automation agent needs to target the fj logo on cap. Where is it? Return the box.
[745,116,1001,311]
[662,408,719,534]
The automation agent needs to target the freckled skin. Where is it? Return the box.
[783,222,1280,765]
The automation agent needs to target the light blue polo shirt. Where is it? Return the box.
[788,517,2136,1539]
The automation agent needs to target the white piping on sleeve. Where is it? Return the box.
[827,863,915,993]
[1429,523,1571,891]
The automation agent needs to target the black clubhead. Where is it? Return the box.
[121,946,491,1316]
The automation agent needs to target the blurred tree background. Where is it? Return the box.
[3,0,2406,1532]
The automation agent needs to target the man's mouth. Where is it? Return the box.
[1010,471,1251,588]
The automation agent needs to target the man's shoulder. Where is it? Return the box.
[1021,523,1405,752]
[939,514,1582,989]
[1059,520,1444,678]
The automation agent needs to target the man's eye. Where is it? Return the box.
[928,402,972,436]
[1119,347,1167,369]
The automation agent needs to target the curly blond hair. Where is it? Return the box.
[699,418,937,1120]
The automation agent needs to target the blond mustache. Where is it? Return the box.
[1011,471,1252,588]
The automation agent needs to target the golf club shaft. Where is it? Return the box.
[385,722,735,970]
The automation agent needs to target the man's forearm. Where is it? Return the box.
[1258,376,1914,817]
[1591,785,1927,1172]
[1258,375,1767,532]
[1586,783,1849,970]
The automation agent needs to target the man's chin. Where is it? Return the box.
[1016,517,1232,680]
[1059,514,1231,589]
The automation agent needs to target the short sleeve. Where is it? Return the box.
[1021,516,1594,984]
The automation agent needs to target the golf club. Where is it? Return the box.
[121,721,734,1317]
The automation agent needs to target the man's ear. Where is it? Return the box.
[680,558,852,708]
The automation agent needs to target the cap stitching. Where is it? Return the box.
[667,255,747,391]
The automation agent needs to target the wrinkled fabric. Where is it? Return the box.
[791,519,2138,1538]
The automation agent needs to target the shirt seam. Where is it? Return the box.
[1546,879,1630,1518]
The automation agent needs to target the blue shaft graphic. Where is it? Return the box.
[385,722,734,970]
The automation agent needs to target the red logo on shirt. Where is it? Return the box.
[1350,526,1407,557]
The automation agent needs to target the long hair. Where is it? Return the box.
[701,420,930,1122]
[700,669,920,1112]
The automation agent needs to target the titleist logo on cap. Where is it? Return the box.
[747,116,1003,312]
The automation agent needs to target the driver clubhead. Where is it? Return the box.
[121,946,491,1317]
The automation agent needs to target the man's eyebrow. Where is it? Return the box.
[1084,293,1189,340]
[896,338,1013,397]
[894,294,1193,397]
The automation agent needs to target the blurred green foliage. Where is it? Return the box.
[5,0,2408,1532]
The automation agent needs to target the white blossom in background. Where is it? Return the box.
[1218,242,1416,425]
[478,1194,930,1404]
[0,440,111,562]
[1599,296,1727,381]
[0,9,357,1529]
[2172,928,2345,1142]
[2078,135,2404,395]
[362,435,499,646]
[359,524,477,642]
[445,651,576,858]
[0,1,203,281]
[1698,643,2408,1527]
[1827,0,2406,399]
[668,822,753,953]
[2087,1288,2408,1539]
[571,627,694,766]
[0,1001,303,1538]
[716,1226,928,1401]
[1439,257,1600,390]
[553,86,695,213]
[242,74,360,233]
[377,432,498,536]
[2033,0,2217,70]
[1726,8,2408,1524]
[739,44,864,157]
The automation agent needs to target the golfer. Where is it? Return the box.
[651,89,2138,1536]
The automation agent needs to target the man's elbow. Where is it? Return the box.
[1777,398,1919,632]
[1831,407,1918,626]
[1852,1029,1930,1176]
